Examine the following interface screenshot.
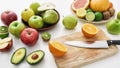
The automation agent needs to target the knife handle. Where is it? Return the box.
[107,40,120,45]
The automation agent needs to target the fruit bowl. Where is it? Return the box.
[22,9,60,31]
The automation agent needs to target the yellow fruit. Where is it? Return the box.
[76,8,86,18]
[49,41,67,57]
[90,0,110,12]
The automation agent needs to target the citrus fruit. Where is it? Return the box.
[85,12,95,21]
[49,41,67,57]
[109,2,113,9]
[117,11,120,20]
[71,0,89,11]
[76,8,86,18]
[90,0,109,12]
[94,12,103,21]
[86,8,93,13]
[0,26,9,39]
[81,23,98,38]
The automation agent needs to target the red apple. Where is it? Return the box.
[1,10,17,26]
[0,37,13,51]
[20,28,39,46]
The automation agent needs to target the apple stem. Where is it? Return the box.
[5,11,10,14]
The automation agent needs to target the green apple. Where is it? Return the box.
[106,19,120,35]
[117,11,120,20]
[43,9,59,24]
[21,8,34,22]
[9,21,26,37]
[62,15,78,29]
[30,2,40,14]
[28,15,44,29]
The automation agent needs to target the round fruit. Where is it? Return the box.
[109,8,115,16]
[109,2,113,9]
[86,8,93,13]
[81,23,98,38]
[76,8,86,18]
[85,12,95,21]
[30,2,40,14]
[106,19,120,35]
[0,26,9,39]
[71,0,89,11]
[41,32,51,41]
[49,41,67,57]
[117,11,120,20]
[90,0,109,12]
[103,11,111,20]
[62,15,78,29]
[94,12,103,21]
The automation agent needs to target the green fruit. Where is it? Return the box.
[30,2,40,14]
[62,15,78,29]
[11,47,26,65]
[106,19,120,34]
[26,50,45,65]
[21,8,35,22]
[28,15,44,29]
[95,12,103,21]
[117,11,120,20]
[0,26,9,39]
[41,32,51,41]
[86,8,93,13]
[43,9,59,24]
[9,21,26,37]
[85,12,95,21]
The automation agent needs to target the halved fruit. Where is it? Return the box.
[76,8,86,18]
[71,0,89,11]
[11,47,26,65]
[26,50,45,65]
[0,26,9,39]
[81,23,98,38]
[0,37,13,51]
[49,41,67,57]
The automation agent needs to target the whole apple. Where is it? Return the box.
[21,8,34,23]
[20,28,39,46]
[30,2,40,14]
[9,21,26,37]
[28,15,44,29]
[1,10,17,26]
[62,15,78,29]
[106,19,120,34]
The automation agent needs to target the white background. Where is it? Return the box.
[0,0,120,68]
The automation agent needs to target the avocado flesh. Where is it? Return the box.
[11,48,26,64]
[26,50,45,65]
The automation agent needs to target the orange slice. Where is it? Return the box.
[81,23,98,38]
[49,41,67,57]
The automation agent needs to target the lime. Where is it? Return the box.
[86,8,93,13]
[41,32,51,41]
[95,12,103,21]
[85,12,95,21]
[76,8,86,18]
[0,26,9,39]
[117,11,120,20]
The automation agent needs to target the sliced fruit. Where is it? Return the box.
[103,11,111,20]
[0,37,13,51]
[49,41,67,57]
[0,26,9,39]
[94,12,103,21]
[85,12,95,21]
[109,8,115,16]
[11,47,26,65]
[81,23,98,38]
[26,50,45,65]
[76,8,86,18]
[41,32,51,41]
[71,0,89,11]
[37,2,55,12]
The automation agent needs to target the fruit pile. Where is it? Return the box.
[71,0,115,22]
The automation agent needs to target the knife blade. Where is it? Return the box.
[64,40,120,48]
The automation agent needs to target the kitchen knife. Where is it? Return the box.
[64,40,120,48]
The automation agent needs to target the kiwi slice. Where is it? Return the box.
[41,32,51,41]
[0,26,9,39]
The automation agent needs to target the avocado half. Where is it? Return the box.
[26,50,45,65]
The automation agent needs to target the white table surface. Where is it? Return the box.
[0,0,120,68]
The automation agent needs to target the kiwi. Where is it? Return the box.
[109,8,115,16]
[103,11,111,20]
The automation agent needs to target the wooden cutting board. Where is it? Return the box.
[50,29,118,68]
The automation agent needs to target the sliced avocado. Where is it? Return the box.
[11,47,26,65]
[26,50,45,65]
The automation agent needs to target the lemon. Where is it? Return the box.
[76,8,86,18]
